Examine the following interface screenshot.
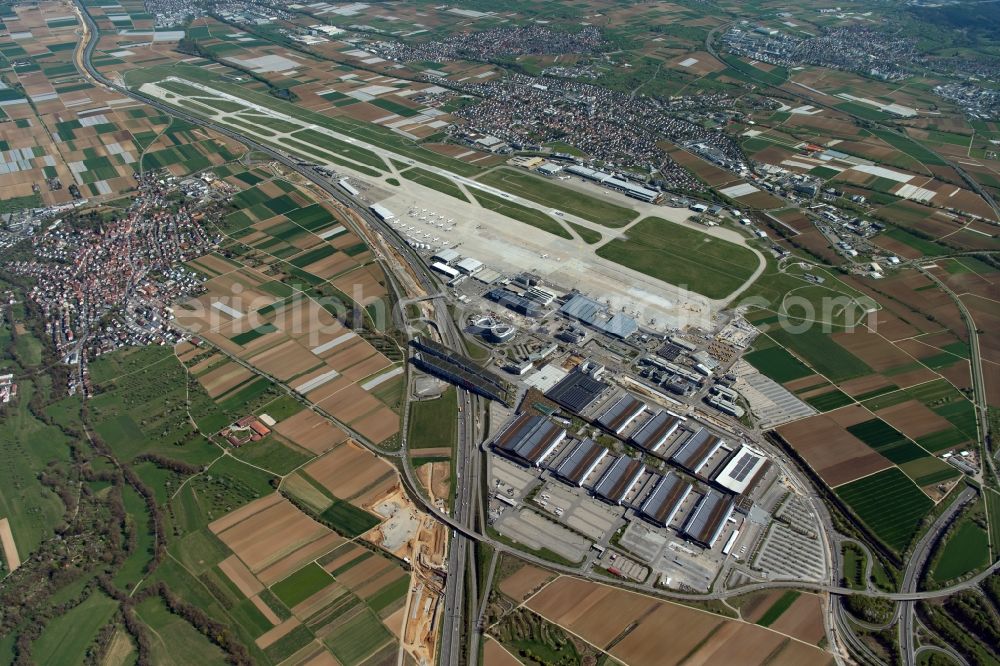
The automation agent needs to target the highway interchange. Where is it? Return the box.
[70,6,999,664]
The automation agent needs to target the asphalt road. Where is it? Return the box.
[918,266,997,481]
[899,486,976,666]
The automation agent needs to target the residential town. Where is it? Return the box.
[4,173,215,396]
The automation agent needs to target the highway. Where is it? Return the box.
[71,7,1000,664]
[898,486,976,666]
[918,266,998,481]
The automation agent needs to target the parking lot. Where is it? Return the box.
[618,518,723,592]
[491,455,541,500]
[751,494,826,582]
[531,480,625,541]
[733,361,816,429]
[494,506,592,562]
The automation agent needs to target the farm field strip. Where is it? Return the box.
[835,468,934,553]
[199,490,410,663]
[519,576,827,665]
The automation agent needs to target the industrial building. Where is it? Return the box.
[492,412,566,467]
[431,262,459,280]
[638,473,693,527]
[604,176,660,202]
[713,445,770,495]
[552,438,608,486]
[596,394,647,435]
[338,179,359,196]
[484,322,517,344]
[432,248,460,264]
[567,164,612,182]
[545,368,610,414]
[565,165,659,202]
[369,204,395,221]
[455,257,483,275]
[671,428,725,476]
[560,293,639,340]
[593,456,645,505]
[630,410,684,453]
[485,288,546,318]
[523,286,557,307]
[409,336,512,404]
[556,324,587,344]
[683,490,735,548]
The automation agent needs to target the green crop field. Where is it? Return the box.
[719,54,788,86]
[286,204,336,230]
[882,228,950,257]
[930,519,989,582]
[231,323,278,345]
[290,245,337,269]
[289,470,382,537]
[324,609,394,665]
[264,624,314,663]
[873,129,948,166]
[836,468,933,553]
[367,574,410,615]
[319,499,381,538]
[744,342,813,383]
[847,419,928,464]
[271,562,335,607]
[756,590,800,627]
[477,168,636,227]
[805,389,854,412]
[408,387,457,450]
[916,428,970,452]
[231,436,312,476]
[835,101,891,121]
[898,457,960,487]
[933,400,979,440]
[470,189,572,239]
[401,167,469,201]
[370,97,420,117]
[767,327,872,383]
[263,194,299,215]
[595,216,759,298]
